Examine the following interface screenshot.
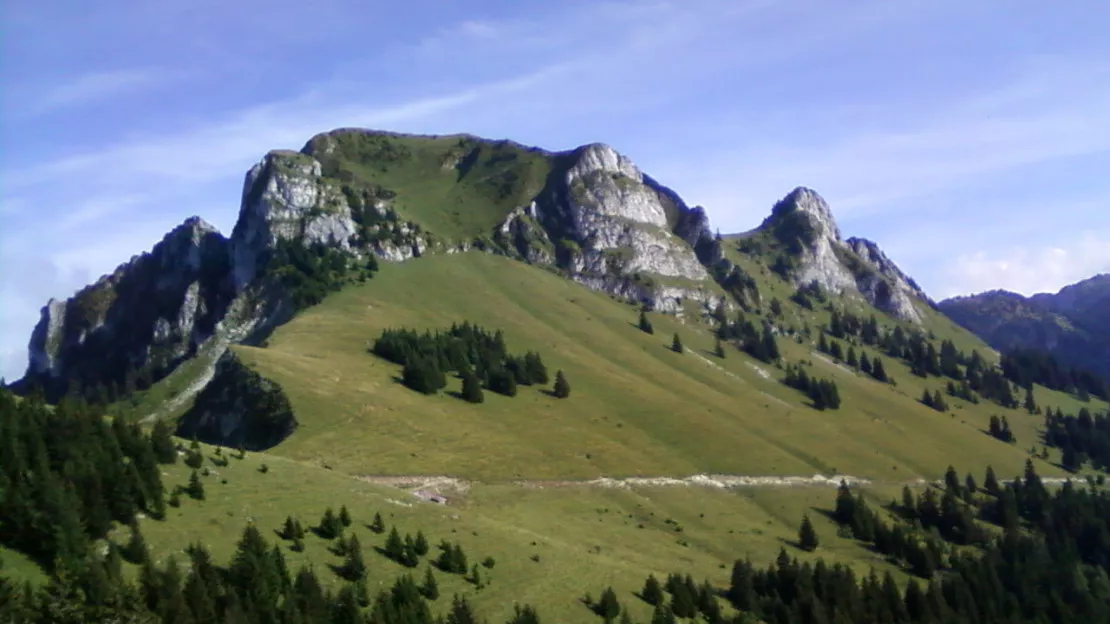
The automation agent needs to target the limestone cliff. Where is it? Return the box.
[23,217,234,399]
[746,187,930,323]
[516,143,716,313]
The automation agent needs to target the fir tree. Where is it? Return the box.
[281,516,297,540]
[638,309,655,335]
[798,514,819,551]
[338,505,352,527]
[596,586,621,622]
[671,333,684,354]
[385,527,405,563]
[187,470,205,501]
[642,574,664,606]
[318,508,341,540]
[846,345,859,369]
[872,355,888,382]
[342,534,366,581]
[150,420,177,464]
[414,530,429,556]
[370,512,385,534]
[422,566,439,600]
[461,370,485,404]
[1024,385,1037,414]
[552,370,571,399]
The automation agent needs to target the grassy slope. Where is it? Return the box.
[127,443,912,623]
[237,251,1093,483]
[319,132,554,242]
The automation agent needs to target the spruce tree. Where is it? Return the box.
[343,534,366,581]
[1024,385,1037,414]
[846,346,859,369]
[370,512,385,534]
[714,337,725,358]
[422,566,439,600]
[414,530,429,556]
[318,508,341,540]
[281,516,297,540]
[338,505,352,527]
[638,309,655,335]
[552,370,571,399]
[187,470,205,501]
[385,527,405,562]
[671,333,684,354]
[150,420,177,464]
[798,514,819,551]
[872,356,887,382]
[597,586,621,621]
[461,370,484,404]
[642,574,664,606]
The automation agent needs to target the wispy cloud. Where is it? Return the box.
[32,68,167,112]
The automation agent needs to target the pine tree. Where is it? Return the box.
[1024,385,1037,414]
[671,333,684,354]
[933,389,947,411]
[638,309,655,335]
[281,516,297,540]
[318,508,341,540]
[342,534,366,581]
[414,530,429,556]
[370,512,385,534]
[423,566,440,600]
[985,465,1000,495]
[338,505,352,527]
[642,574,664,606]
[597,586,621,622]
[461,370,484,404]
[846,346,859,369]
[150,420,177,464]
[872,356,887,382]
[123,520,149,564]
[798,514,819,551]
[385,527,405,563]
[187,470,205,500]
[552,370,571,399]
[714,337,725,358]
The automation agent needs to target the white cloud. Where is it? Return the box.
[938,233,1110,299]
[31,68,169,113]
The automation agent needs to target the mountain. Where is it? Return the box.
[15,128,931,408]
[7,128,1110,623]
[939,274,1110,383]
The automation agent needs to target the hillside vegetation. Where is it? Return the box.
[234,251,1096,483]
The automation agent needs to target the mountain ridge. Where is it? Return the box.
[939,274,1110,383]
[15,128,933,403]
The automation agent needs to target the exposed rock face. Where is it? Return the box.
[24,217,234,398]
[231,150,358,289]
[940,275,1110,382]
[505,143,714,313]
[176,351,298,450]
[757,187,929,323]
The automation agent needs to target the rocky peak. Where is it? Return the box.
[229,150,357,290]
[770,186,843,241]
[846,237,932,304]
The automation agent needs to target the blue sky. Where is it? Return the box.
[1,0,1109,381]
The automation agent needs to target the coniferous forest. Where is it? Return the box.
[370,323,552,398]
[4,384,1110,623]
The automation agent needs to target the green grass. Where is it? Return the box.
[230,251,1081,483]
[119,442,910,623]
[314,131,554,242]
[0,545,46,586]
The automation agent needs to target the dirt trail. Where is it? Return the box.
[353,473,1080,498]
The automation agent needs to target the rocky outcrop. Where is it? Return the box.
[22,217,234,399]
[176,351,298,450]
[755,187,929,323]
